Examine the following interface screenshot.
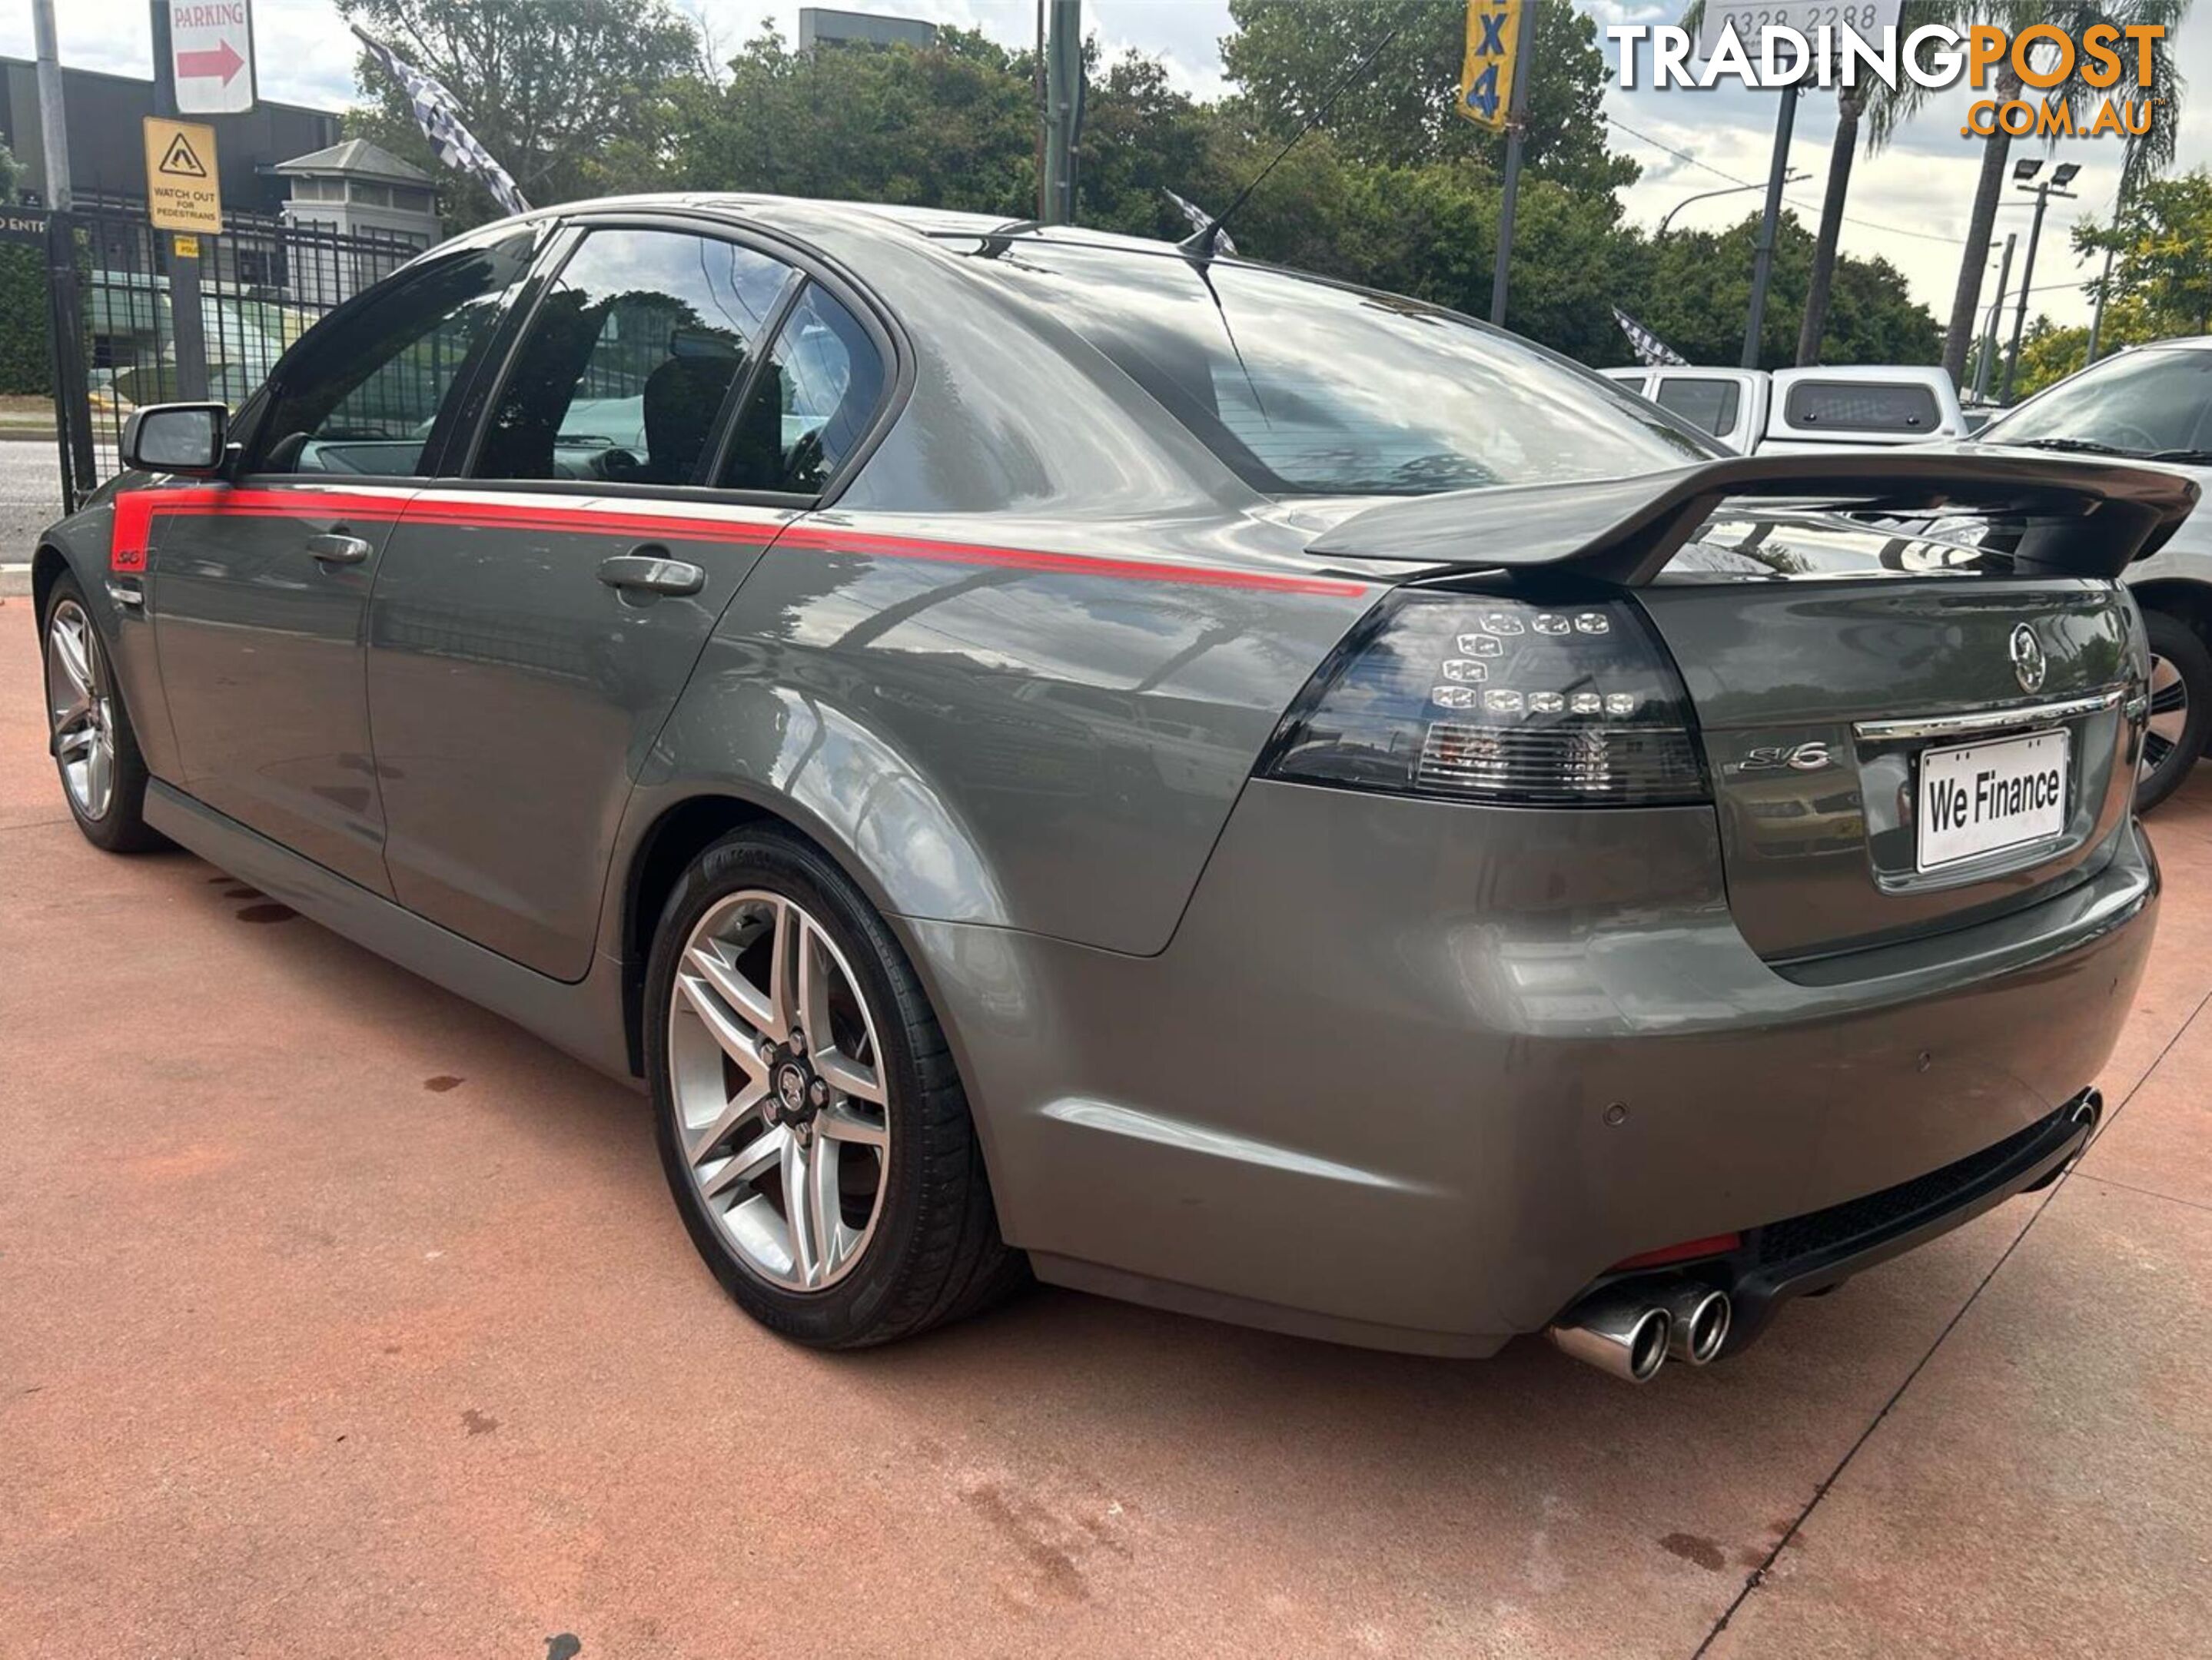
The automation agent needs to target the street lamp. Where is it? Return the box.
[1999,161,2084,403]
[1657,171,1809,237]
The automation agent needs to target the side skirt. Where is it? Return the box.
[145,781,640,1085]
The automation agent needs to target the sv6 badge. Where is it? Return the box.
[1739,741,1834,774]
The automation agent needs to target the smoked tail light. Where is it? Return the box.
[1260,588,1711,807]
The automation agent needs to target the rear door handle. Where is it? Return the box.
[307,531,373,566]
[597,549,706,597]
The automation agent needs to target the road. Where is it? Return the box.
[0,443,65,593]
[2,594,2210,1658]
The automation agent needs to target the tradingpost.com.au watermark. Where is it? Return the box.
[1609,15,2166,140]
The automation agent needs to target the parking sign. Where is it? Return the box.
[169,0,257,116]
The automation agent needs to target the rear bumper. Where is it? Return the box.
[1587,1088,2101,1356]
[908,782,2157,1357]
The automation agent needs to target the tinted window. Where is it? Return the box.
[992,247,1712,496]
[1982,347,2212,456]
[254,231,535,476]
[1783,380,1939,433]
[1654,376,1742,438]
[719,285,885,493]
[474,228,795,485]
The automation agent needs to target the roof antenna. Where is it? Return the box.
[1179,22,1404,261]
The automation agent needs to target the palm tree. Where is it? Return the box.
[1795,84,1866,363]
[1923,0,2188,386]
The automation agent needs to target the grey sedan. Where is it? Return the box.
[31,198,2192,1381]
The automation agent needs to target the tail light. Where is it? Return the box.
[1260,589,1709,807]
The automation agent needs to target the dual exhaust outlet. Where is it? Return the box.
[1547,1282,1732,1383]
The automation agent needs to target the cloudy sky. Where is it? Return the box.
[8,0,2208,334]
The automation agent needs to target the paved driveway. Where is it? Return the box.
[2,593,2208,1658]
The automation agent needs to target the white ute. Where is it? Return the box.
[1602,364,1968,456]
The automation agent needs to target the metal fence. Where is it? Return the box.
[55,201,432,499]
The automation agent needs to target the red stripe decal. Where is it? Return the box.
[138,486,1367,599]
[111,491,155,572]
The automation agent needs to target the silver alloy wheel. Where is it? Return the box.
[44,599,116,822]
[667,888,892,1292]
[2143,652,2190,782]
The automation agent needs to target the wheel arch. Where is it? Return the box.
[613,784,968,1081]
[31,543,69,625]
[2131,578,2212,652]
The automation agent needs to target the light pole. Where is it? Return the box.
[2000,158,2080,405]
[1972,234,2017,403]
[1657,171,1808,237]
[1742,85,1802,369]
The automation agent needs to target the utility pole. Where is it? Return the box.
[1486,0,1535,326]
[149,0,210,403]
[1741,85,1799,369]
[1032,0,1048,222]
[2085,240,2117,366]
[1971,233,2015,404]
[1040,0,1082,224]
[32,0,95,510]
[2000,159,2079,405]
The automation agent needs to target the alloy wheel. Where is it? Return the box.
[45,599,116,822]
[2142,651,2190,782]
[666,889,892,1292]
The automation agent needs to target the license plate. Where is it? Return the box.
[1917,730,2068,871]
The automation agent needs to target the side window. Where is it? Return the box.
[254,231,535,477]
[718,284,885,494]
[473,228,795,485]
[1653,377,1742,439]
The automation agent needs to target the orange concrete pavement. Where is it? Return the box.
[3,592,2210,1659]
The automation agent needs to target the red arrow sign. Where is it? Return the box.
[175,40,245,84]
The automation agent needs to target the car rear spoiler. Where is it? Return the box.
[1304,448,2202,586]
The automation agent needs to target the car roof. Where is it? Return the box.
[452,191,1191,263]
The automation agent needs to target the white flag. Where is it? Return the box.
[353,27,530,217]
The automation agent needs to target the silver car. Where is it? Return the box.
[31,198,2190,1381]
[1967,337,2212,812]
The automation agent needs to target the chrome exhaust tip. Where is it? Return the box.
[1659,1284,1732,1365]
[2069,1091,2103,1133]
[1547,1296,1671,1383]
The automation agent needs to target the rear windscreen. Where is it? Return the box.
[985,244,1715,496]
[1783,380,1939,434]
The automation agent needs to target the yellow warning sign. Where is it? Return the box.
[143,117,222,234]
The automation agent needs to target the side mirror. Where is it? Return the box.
[121,402,228,474]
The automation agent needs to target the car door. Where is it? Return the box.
[365,219,880,979]
[150,230,540,892]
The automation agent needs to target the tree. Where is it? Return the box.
[1635,212,1938,369]
[1911,0,2190,385]
[673,25,1034,214]
[1220,0,1637,193]
[340,0,707,226]
[2074,167,2212,336]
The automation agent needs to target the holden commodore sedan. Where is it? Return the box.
[32,197,2191,1381]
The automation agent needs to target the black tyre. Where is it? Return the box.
[645,825,1025,1346]
[2136,609,2212,815]
[40,573,164,853]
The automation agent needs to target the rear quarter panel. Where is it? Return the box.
[633,514,1376,953]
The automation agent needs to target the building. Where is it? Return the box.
[274,139,440,304]
[0,56,340,214]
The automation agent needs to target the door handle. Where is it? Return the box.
[597,549,706,597]
[307,531,373,566]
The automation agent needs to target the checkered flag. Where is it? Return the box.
[1164,190,1235,256]
[1613,307,1687,367]
[352,26,530,217]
